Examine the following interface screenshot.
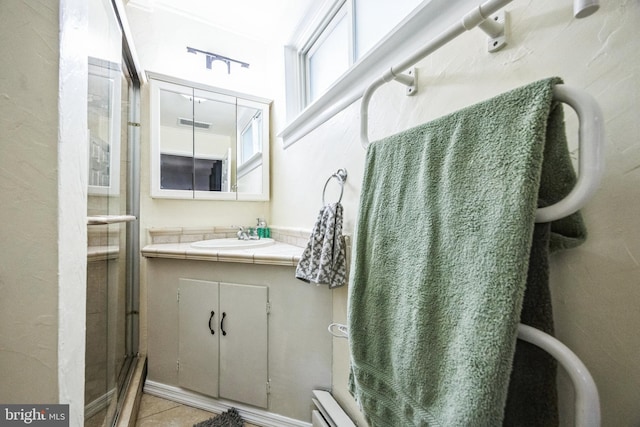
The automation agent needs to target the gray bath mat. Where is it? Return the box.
[193,407,243,427]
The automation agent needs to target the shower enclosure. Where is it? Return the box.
[85,0,140,425]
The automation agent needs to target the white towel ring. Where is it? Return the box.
[322,169,348,205]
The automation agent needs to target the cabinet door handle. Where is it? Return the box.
[221,312,227,336]
[208,311,215,335]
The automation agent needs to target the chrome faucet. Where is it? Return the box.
[236,226,248,240]
[236,226,259,240]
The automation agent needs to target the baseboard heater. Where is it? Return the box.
[311,390,356,427]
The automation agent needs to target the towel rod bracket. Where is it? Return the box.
[404,68,418,96]
[388,67,418,96]
[480,11,508,53]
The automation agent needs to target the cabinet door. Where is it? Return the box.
[219,282,268,408]
[178,279,219,397]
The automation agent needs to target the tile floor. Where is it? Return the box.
[135,394,259,427]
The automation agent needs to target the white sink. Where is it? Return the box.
[190,238,275,250]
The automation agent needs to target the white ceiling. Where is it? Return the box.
[126,0,320,45]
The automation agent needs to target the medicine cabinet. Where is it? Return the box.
[150,77,270,200]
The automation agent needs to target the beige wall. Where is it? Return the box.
[269,0,639,425]
[0,0,88,424]
[0,0,61,403]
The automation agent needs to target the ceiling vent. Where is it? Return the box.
[178,117,211,130]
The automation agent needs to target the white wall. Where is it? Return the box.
[269,0,640,425]
[125,5,274,99]
[0,0,87,424]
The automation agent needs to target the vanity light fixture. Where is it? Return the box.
[187,46,250,74]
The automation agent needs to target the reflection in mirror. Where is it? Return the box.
[88,58,121,196]
[158,86,236,195]
[236,104,263,195]
[150,77,270,200]
[158,88,192,190]
[194,89,235,195]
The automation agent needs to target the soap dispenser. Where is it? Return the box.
[256,218,266,238]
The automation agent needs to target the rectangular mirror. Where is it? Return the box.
[150,77,270,200]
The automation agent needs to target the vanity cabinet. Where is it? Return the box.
[145,258,333,423]
[178,279,268,408]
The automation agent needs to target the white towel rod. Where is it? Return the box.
[359,0,599,126]
[329,322,601,427]
[359,0,605,224]
[536,85,605,222]
[517,324,600,427]
[362,83,604,222]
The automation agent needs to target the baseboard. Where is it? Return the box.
[144,380,312,427]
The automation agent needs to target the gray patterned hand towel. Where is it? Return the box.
[296,202,347,288]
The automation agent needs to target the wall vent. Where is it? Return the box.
[178,117,211,130]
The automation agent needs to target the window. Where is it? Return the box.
[296,0,422,108]
[305,5,351,103]
[281,0,461,147]
[240,124,254,164]
[353,0,424,59]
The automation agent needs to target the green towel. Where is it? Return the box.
[503,87,587,426]
[348,77,586,426]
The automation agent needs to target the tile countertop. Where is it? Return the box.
[141,240,304,267]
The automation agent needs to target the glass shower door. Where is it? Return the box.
[86,0,138,425]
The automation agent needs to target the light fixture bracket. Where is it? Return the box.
[187,46,250,74]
